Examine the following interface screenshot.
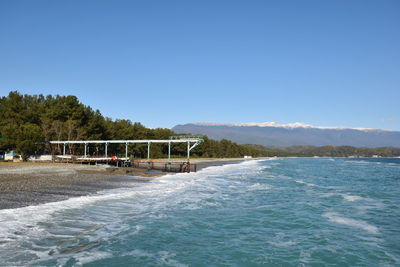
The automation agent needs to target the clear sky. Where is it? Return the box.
[1,0,399,130]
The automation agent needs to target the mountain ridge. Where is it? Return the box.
[172,122,400,148]
[190,122,395,132]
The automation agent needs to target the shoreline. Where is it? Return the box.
[0,158,253,210]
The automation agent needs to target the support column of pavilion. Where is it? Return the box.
[167,141,172,171]
[147,142,151,169]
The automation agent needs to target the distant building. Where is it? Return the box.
[243,155,252,159]
[4,151,15,161]
[4,151,22,161]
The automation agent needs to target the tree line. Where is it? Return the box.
[280,145,400,157]
[248,144,400,158]
[0,91,264,160]
[2,91,399,160]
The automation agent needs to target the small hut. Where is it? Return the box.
[5,151,22,162]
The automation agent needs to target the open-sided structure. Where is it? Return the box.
[49,137,203,161]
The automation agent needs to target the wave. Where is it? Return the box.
[268,240,298,247]
[66,251,113,266]
[341,194,365,202]
[0,160,265,239]
[319,191,369,203]
[344,160,370,164]
[323,212,379,234]
[0,159,268,266]
[246,183,272,192]
[295,180,317,187]
[268,232,299,248]
[57,246,189,266]
[124,250,188,267]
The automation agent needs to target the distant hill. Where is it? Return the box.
[172,122,400,148]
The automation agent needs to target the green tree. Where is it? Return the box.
[1,123,43,160]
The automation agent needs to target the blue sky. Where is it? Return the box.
[1,0,399,130]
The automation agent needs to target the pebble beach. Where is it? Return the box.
[0,159,247,209]
[0,163,160,209]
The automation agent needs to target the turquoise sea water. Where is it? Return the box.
[1,158,399,266]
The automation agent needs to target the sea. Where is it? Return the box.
[0,158,399,266]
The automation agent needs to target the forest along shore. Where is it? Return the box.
[0,158,250,210]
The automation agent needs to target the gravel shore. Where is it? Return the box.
[0,159,250,209]
[0,163,162,209]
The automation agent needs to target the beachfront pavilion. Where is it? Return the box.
[49,137,203,161]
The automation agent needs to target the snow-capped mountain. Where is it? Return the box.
[172,122,400,147]
[191,122,382,131]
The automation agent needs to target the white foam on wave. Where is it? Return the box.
[247,183,272,191]
[72,251,114,266]
[57,248,189,266]
[295,179,317,187]
[386,163,400,168]
[319,190,371,202]
[341,194,365,202]
[0,188,152,241]
[345,160,370,164]
[319,192,340,198]
[323,212,379,234]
